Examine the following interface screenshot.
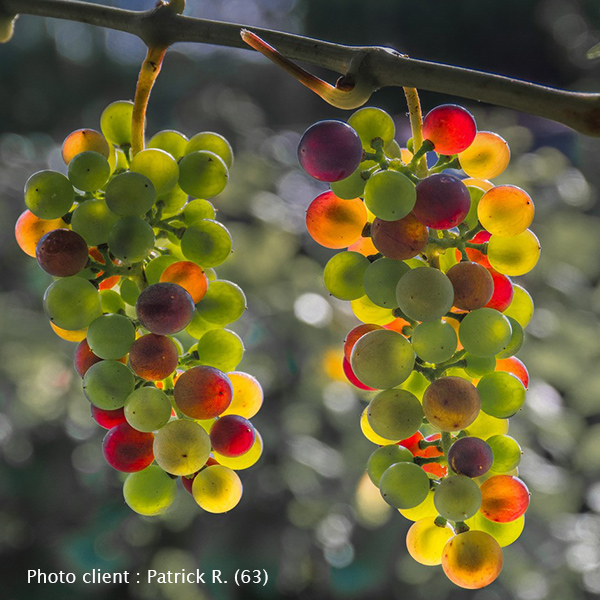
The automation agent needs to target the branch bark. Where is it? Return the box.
[2,0,600,136]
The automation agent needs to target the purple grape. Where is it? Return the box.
[298,120,363,182]
[413,173,470,229]
[136,282,195,335]
[448,436,494,478]
[36,228,89,277]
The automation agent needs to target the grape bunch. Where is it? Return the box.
[15,100,264,516]
[299,104,537,589]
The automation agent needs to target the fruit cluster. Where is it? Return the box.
[299,104,537,588]
[15,100,263,516]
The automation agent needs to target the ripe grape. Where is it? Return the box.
[35,229,89,277]
[123,465,177,516]
[478,185,534,237]
[485,268,514,312]
[174,365,233,419]
[479,474,530,522]
[371,213,428,260]
[414,174,470,229]
[487,230,541,276]
[423,376,480,431]
[74,339,102,377]
[221,372,263,419]
[15,210,67,257]
[128,333,179,381]
[210,415,255,457]
[102,422,154,472]
[496,356,529,388]
[442,531,503,589]
[305,191,367,249]
[136,282,195,335]
[153,418,211,476]
[448,437,494,477]
[62,128,110,163]
[298,120,363,182]
[213,431,263,470]
[160,261,209,303]
[91,405,127,430]
[446,262,494,311]
[422,104,477,155]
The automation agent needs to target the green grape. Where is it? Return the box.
[124,387,172,432]
[323,251,370,300]
[411,320,457,364]
[179,150,229,199]
[330,161,375,199]
[99,289,126,314]
[105,171,156,217]
[196,328,244,372]
[71,199,119,246]
[186,310,221,339]
[120,277,141,306]
[123,465,177,516]
[130,148,179,196]
[379,462,430,509]
[363,257,410,308]
[183,199,217,225]
[396,267,455,322]
[67,151,110,192]
[367,444,414,486]
[192,465,243,513]
[503,285,534,328]
[144,255,178,285]
[464,354,497,378]
[24,170,74,219]
[464,411,509,440]
[181,220,232,268]
[185,132,234,168]
[477,372,526,418]
[406,517,455,566]
[434,475,482,522]
[439,247,459,273]
[100,100,133,146]
[148,130,189,160]
[497,316,523,358]
[367,389,423,440]
[44,277,102,331]
[487,434,522,472]
[465,512,524,547]
[83,360,135,410]
[487,229,541,276]
[459,308,512,357]
[348,107,395,150]
[385,139,403,158]
[350,329,414,389]
[195,280,246,326]
[364,170,416,221]
[86,314,135,359]
[157,185,188,218]
[108,217,155,264]
[398,370,430,400]
[153,419,211,476]
[463,185,486,229]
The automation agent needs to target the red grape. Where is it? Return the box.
[210,415,255,457]
[174,365,233,419]
[91,405,127,430]
[422,104,477,155]
[102,422,154,472]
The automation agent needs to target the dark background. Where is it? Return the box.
[1,0,600,598]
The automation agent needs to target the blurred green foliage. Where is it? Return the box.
[1,1,600,599]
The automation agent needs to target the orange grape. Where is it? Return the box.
[62,128,110,164]
[160,260,209,303]
[458,131,510,179]
[478,185,534,237]
[15,210,67,257]
[480,474,530,522]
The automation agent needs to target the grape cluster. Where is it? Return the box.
[299,104,536,589]
[15,100,263,516]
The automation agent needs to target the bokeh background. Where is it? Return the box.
[1,0,600,598]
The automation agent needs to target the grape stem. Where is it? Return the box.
[3,0,600,135]
[131,44,168,156]
[403,87,428,177]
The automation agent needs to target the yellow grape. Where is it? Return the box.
[360,408,400,444]
[350,295,395,325]
[442,530,503,589]
[406,517,455,566]
[192,465,243,513]
[399,489,437,521]
[503,285,534,328]
[464,410,509,439]
[458,131,510,180]
[221,371,264,419]
[487,230,540,276]
[466,512,524,547]
[477,185,534,237]
[50,321,87,342]
[462,177,494,191]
